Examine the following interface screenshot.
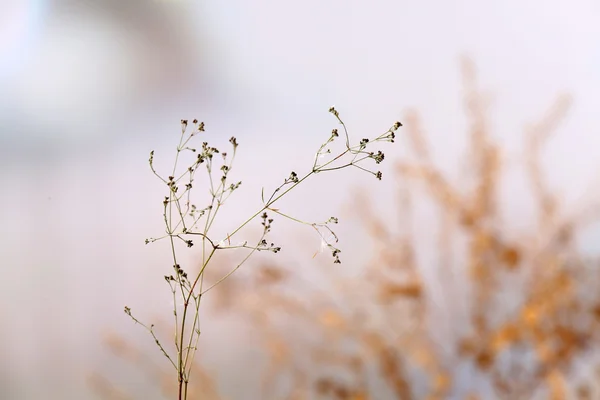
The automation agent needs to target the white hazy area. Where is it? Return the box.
[0,0,599,399]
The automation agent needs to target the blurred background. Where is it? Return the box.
[1,0,599,399]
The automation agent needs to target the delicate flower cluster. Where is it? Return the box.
[286,171,299,184]
[314,106,402,182]
[261,211,273,233]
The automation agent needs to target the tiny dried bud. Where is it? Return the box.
[288,171,299,183]
[371,150,385,164]
[375,171,382,180]
[331,129,339,137]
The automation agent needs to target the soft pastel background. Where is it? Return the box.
[1,1,599,399]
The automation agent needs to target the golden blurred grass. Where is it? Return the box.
[92,57,600,399]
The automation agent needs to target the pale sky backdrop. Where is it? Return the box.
[0,0,599,399]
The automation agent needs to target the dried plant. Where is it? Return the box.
[122,109,400,399]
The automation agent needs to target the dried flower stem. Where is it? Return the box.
[125,109,401,399]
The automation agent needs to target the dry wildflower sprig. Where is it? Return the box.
[311,107,400,180]
[124,109,400,399]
